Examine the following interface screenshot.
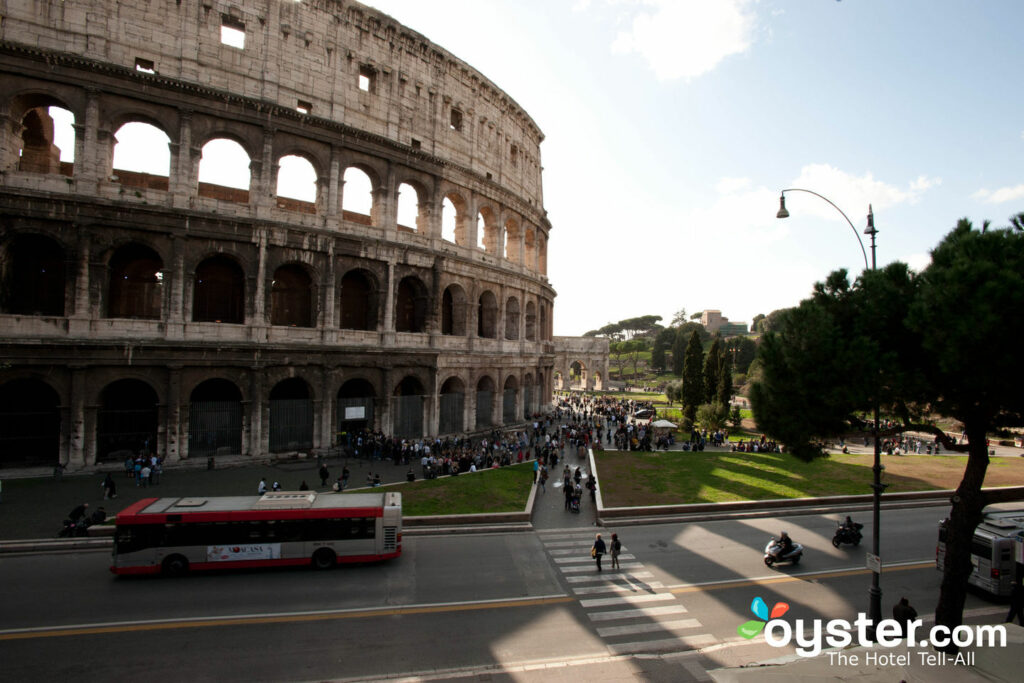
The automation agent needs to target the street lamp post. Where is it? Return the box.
[776,188,885,637]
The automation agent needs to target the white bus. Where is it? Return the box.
[112,491,401,576]
[936,510,1024,597]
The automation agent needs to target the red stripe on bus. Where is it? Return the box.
[111,551,401,574]
[116,507,384,525]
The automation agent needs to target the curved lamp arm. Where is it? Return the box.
[777,188,869,271]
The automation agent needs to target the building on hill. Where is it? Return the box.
[700,310,747,336]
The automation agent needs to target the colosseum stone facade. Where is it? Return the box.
[0,0,561,470]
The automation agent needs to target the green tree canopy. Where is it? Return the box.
[703,337,722,405]
[682,329,704,423]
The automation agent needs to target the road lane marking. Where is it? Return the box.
[565,571,653,583]
[580,593,677,608]
[573,581,664,595]
[597,618,702,638]
[666,559,934,595]
[0,594,575,641]
[587,605,689,621]
[606,634,716,655]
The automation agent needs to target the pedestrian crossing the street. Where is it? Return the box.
[536,529,717,658]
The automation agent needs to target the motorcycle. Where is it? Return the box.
[58,518,91,538]
[764,537,803,566]
[832,521,863,548]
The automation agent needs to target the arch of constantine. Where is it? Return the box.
[552,337,610,392]
[0,0,573,469]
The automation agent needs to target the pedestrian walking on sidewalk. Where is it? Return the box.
[319,464,330,487]
[610,533,622,570]
[1007,578,1024,625]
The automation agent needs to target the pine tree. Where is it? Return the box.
[717,356,732,407]
[703,337,722,405]
[682,329,704,423]
[671,327,686,375]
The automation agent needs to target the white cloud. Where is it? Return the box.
[783,164,936,224]
[715,177,752,194]
[904,252,931,274]
[909,175,942,194]
[611,0,755,81]
[972,183,1024,204]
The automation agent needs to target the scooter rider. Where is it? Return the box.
[777,531,794,557]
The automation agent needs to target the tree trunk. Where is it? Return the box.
[932,418,989,653]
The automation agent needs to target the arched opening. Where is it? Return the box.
[505,296,520,340]
[441,284,467,336]
[269,377,313,452]
[525,301,537,341]
[502,375,519,424]
[339,270,376,330]
[392,376,424,438]
[106,244,163,319]
[477,207,498,253]
[570,361,587,390]
[0,233,66,316]
[337,379,375,436]
[342,166,374,225]
[395,276,427,333]
[475,376,495,429]
[17,105,75,176]
[0,378,60,467]
[197,138,251,203]
[477,290,497,338]
[504,219,521,262]
[112,121,170,191]
[188,379,243,457]
[193,255,245,323]
[270,264,313,327]
[441,195,467,245]
[97,379,158,461]
[396,182,421,233]
[275,154,317,213]
[554,371,564,391]
[438,377,465,435]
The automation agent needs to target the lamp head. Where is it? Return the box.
[863,204,878,236]
[776,194,790,219]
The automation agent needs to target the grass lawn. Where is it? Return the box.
[367,462,534,516]
[596,450,1024,507]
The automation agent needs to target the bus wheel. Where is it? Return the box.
[162,555,189,577]
[312,548,336,570]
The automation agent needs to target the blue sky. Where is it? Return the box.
[369,0,1024,336]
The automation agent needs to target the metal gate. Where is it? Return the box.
[392,394,423,438]
[524,384,534,416]
[502,388,517,424]
[475,390,493,429]
[97,407,157,461]
[0,408,60,466]
[188,400,242,457]
[269,398,313,452]
[439,392,464,434]
[336,396,374,432]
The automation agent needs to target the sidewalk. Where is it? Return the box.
[0,452,418,541]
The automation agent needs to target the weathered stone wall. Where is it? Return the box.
[552,336,610,392]
[0,0,557,470]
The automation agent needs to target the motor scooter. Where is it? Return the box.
[764,537,803,566]
[832,521,863,548]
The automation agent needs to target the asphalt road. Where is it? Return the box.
[0,506,1008,682]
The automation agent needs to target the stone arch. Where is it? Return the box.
[0,377,61,467]
[112,120,171,191]
[477,289,498,338]
[0,232,66,316]
[270,263,315,327]
[504,295,520,340]
[475,375,496,429]
[96,378,159,462]
[275,153,319,213]
[338,268,379,331]
[395,275,428,333]
[337,378,376,435]
[342,162,383,226]
[187,378,243,458]
[504,217,521,262]
[392,375,425,438]
[4,91,78,175]
[569,360,587,390]
[441,191,470,245]
[268,377,314,452]
[441,283,468,336]
[396,178,429,234]
[105,242,164,320]
[438,376,466,435]
[477,205,500,254]
[524,300,537,341]
[197,136,252,202]
[502,374,519,424]
[192,254,245,324]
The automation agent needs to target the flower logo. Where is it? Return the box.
[737,596,789,638]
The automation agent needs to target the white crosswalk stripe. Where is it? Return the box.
[559,562,644,573]
[586,604,689,621]
[606,634,717,656]
[579,593,678,608]
[554,553,635,563]
[564,571,654,583]
[572,581,664,595]
[596,618,702,638]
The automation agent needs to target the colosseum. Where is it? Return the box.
[0,0,587,471]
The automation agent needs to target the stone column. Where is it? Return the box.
[381,260,395,346]
[380,368,395,435]
[327,151,342,222]
[170,108,193,208]
[251,128,276,218]
[166,366,182,462]
[166,237,185,339]
[68,366,87,469]
[68,235,92,336]
[251,230,268,342]
[78,88,104,185]
[249,369,265,458]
